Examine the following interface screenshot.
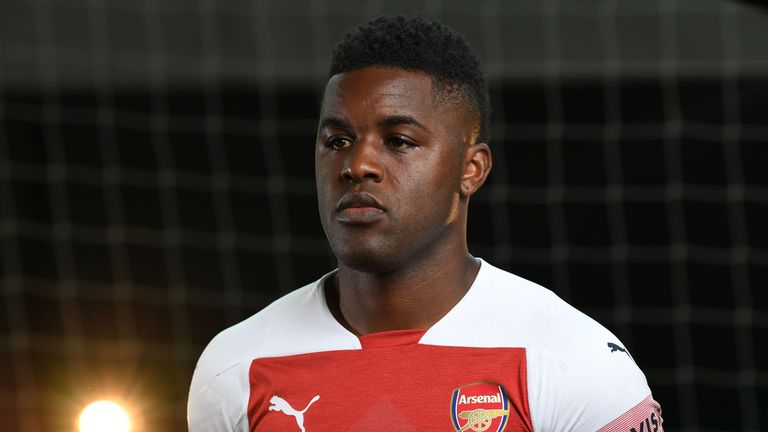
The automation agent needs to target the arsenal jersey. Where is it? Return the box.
[188,260,662,431]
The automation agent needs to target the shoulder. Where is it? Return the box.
[482,263,656,431]
[188,273,358,430]
[193,270,361,377]
[423,259,620,352]
[187,282,317,431]
[195,280,322,376]
[425,260,656,431]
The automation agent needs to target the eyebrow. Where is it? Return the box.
[318,117,354,132]
[379,115,430,133]
[318,115,430,133]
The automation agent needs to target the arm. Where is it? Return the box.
[526,342,663,431]
[597,395,663,432]
[188,349,250,431]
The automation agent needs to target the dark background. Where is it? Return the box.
[1,1,767,431]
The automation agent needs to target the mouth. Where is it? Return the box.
[336,193,385,224]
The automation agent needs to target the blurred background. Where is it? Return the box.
[1,0,767,430]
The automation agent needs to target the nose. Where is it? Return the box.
[341,139,383,183]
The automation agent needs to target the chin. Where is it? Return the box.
[332,243,404,274]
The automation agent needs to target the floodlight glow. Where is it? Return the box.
[78,400,131,432]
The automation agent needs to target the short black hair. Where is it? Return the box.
[329,15,491,143]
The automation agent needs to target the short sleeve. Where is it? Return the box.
[187,354,250,431]
[526,340,659,431]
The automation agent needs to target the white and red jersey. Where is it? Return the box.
[188,260,662,431]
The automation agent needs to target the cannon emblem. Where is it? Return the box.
[450,382,510,432]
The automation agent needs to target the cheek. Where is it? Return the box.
[315,166,335,214]
[420,150,463,193]
[401,160,461,222]
[315,154,337,185]
[427,152,465,223]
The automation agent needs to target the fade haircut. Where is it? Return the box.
[328,15,491,143]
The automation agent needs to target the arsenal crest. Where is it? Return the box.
[450,382,510,432]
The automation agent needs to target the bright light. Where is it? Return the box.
[78,400,131,432]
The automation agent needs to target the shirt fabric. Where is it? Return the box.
[188,259,663,431]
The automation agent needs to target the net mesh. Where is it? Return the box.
[1,0,767,430]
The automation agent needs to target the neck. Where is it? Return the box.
[327,246,480,336]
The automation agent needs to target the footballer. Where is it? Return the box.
[188,15,663,431]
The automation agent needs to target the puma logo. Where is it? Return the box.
[269,394,320,432]
[607,342,627,353]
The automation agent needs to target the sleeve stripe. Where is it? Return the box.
[597,395,664,432]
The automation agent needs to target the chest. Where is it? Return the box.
[247,345,533,432]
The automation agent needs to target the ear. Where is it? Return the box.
[460,143,492,198]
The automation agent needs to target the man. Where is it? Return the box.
[189,16,663,431]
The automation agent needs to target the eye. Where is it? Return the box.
[386,135,416,151]
[326,136,353,150]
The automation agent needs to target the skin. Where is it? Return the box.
[315,67,492,335]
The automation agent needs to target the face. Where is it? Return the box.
[315,67,485,273]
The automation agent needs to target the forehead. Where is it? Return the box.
[321,67,436,116]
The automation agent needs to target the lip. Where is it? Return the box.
[336,193,385,224]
